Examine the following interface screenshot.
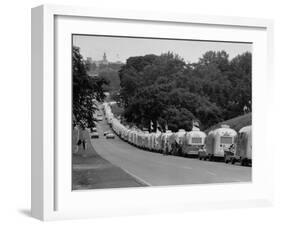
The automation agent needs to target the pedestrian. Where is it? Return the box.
[81,127,87,151]
[76,125,87,152]
[82,139,86,150]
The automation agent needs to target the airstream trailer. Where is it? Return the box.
[136,131,145,148]
[106,112,114,125]
[111,118,121,136]
[202,125,237,161]
[121,126,128,141]
[143,131,150,150]
[233,125,252,166]
[167,133,177,155]
[182,127,206,157]
[153,132,162,152]
[171,129,186,156]
[123,127,129,140]
[132,130,138,146]
[161,130,174,154]
[128,129,134,144]
[148,132,155,151]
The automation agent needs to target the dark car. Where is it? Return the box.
[96,116,103,121]
[91,132,99,138]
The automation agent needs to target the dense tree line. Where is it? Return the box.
[118,51,251,131]
[98,65,122,93]
[72,46,108,128]
[85,61,123,93]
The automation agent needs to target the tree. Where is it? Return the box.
[198,50,230,72]
[119,54,158,107]
[162,107,195,132]
[118,50,251,131]
[225,52,252,118]
[72,46,108,128]
[99,70,120,92]
[188,50,251,120]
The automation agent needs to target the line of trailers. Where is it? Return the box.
[102,103,252,166]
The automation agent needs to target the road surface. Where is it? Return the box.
[90,118,251,186]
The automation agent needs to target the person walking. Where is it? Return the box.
[77,125,87,152]
[81,127,87,151]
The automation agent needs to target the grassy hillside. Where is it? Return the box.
[205,113,252,133]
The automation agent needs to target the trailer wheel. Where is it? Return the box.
[224,155,229,163]
[208,155,213,161]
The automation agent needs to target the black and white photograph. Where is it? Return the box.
[72,34,252,190]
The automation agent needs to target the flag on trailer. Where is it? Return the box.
[156,121,161,133]
[150,120,153,131]
[192,120,200,128]
[165,122,168,131]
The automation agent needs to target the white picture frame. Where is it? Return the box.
[31,4,274,221]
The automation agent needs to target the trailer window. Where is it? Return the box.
[220,136,233,144]
[192,137,202,144]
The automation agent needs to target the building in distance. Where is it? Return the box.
[85,52,124,77]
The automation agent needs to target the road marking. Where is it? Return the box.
[183,166,193,170]
[121,168,152,186]
[206,171,216,176]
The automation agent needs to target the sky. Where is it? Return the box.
[73,35,252,64]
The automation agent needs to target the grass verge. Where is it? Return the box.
[205,113,252,133]
[72,142,147,190]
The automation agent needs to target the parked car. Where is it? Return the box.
[91,132,99,138]
[104,131,110,136]
[91,127,97,132]
[106,133,115,139]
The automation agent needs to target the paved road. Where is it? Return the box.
[90,118,251,186]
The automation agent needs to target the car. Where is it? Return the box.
[90,127,97,132]
[91,132,99,138]
[104,131,110,136]
[106,133,115,139]
[198,146,208,160]
[96,116,103,121]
